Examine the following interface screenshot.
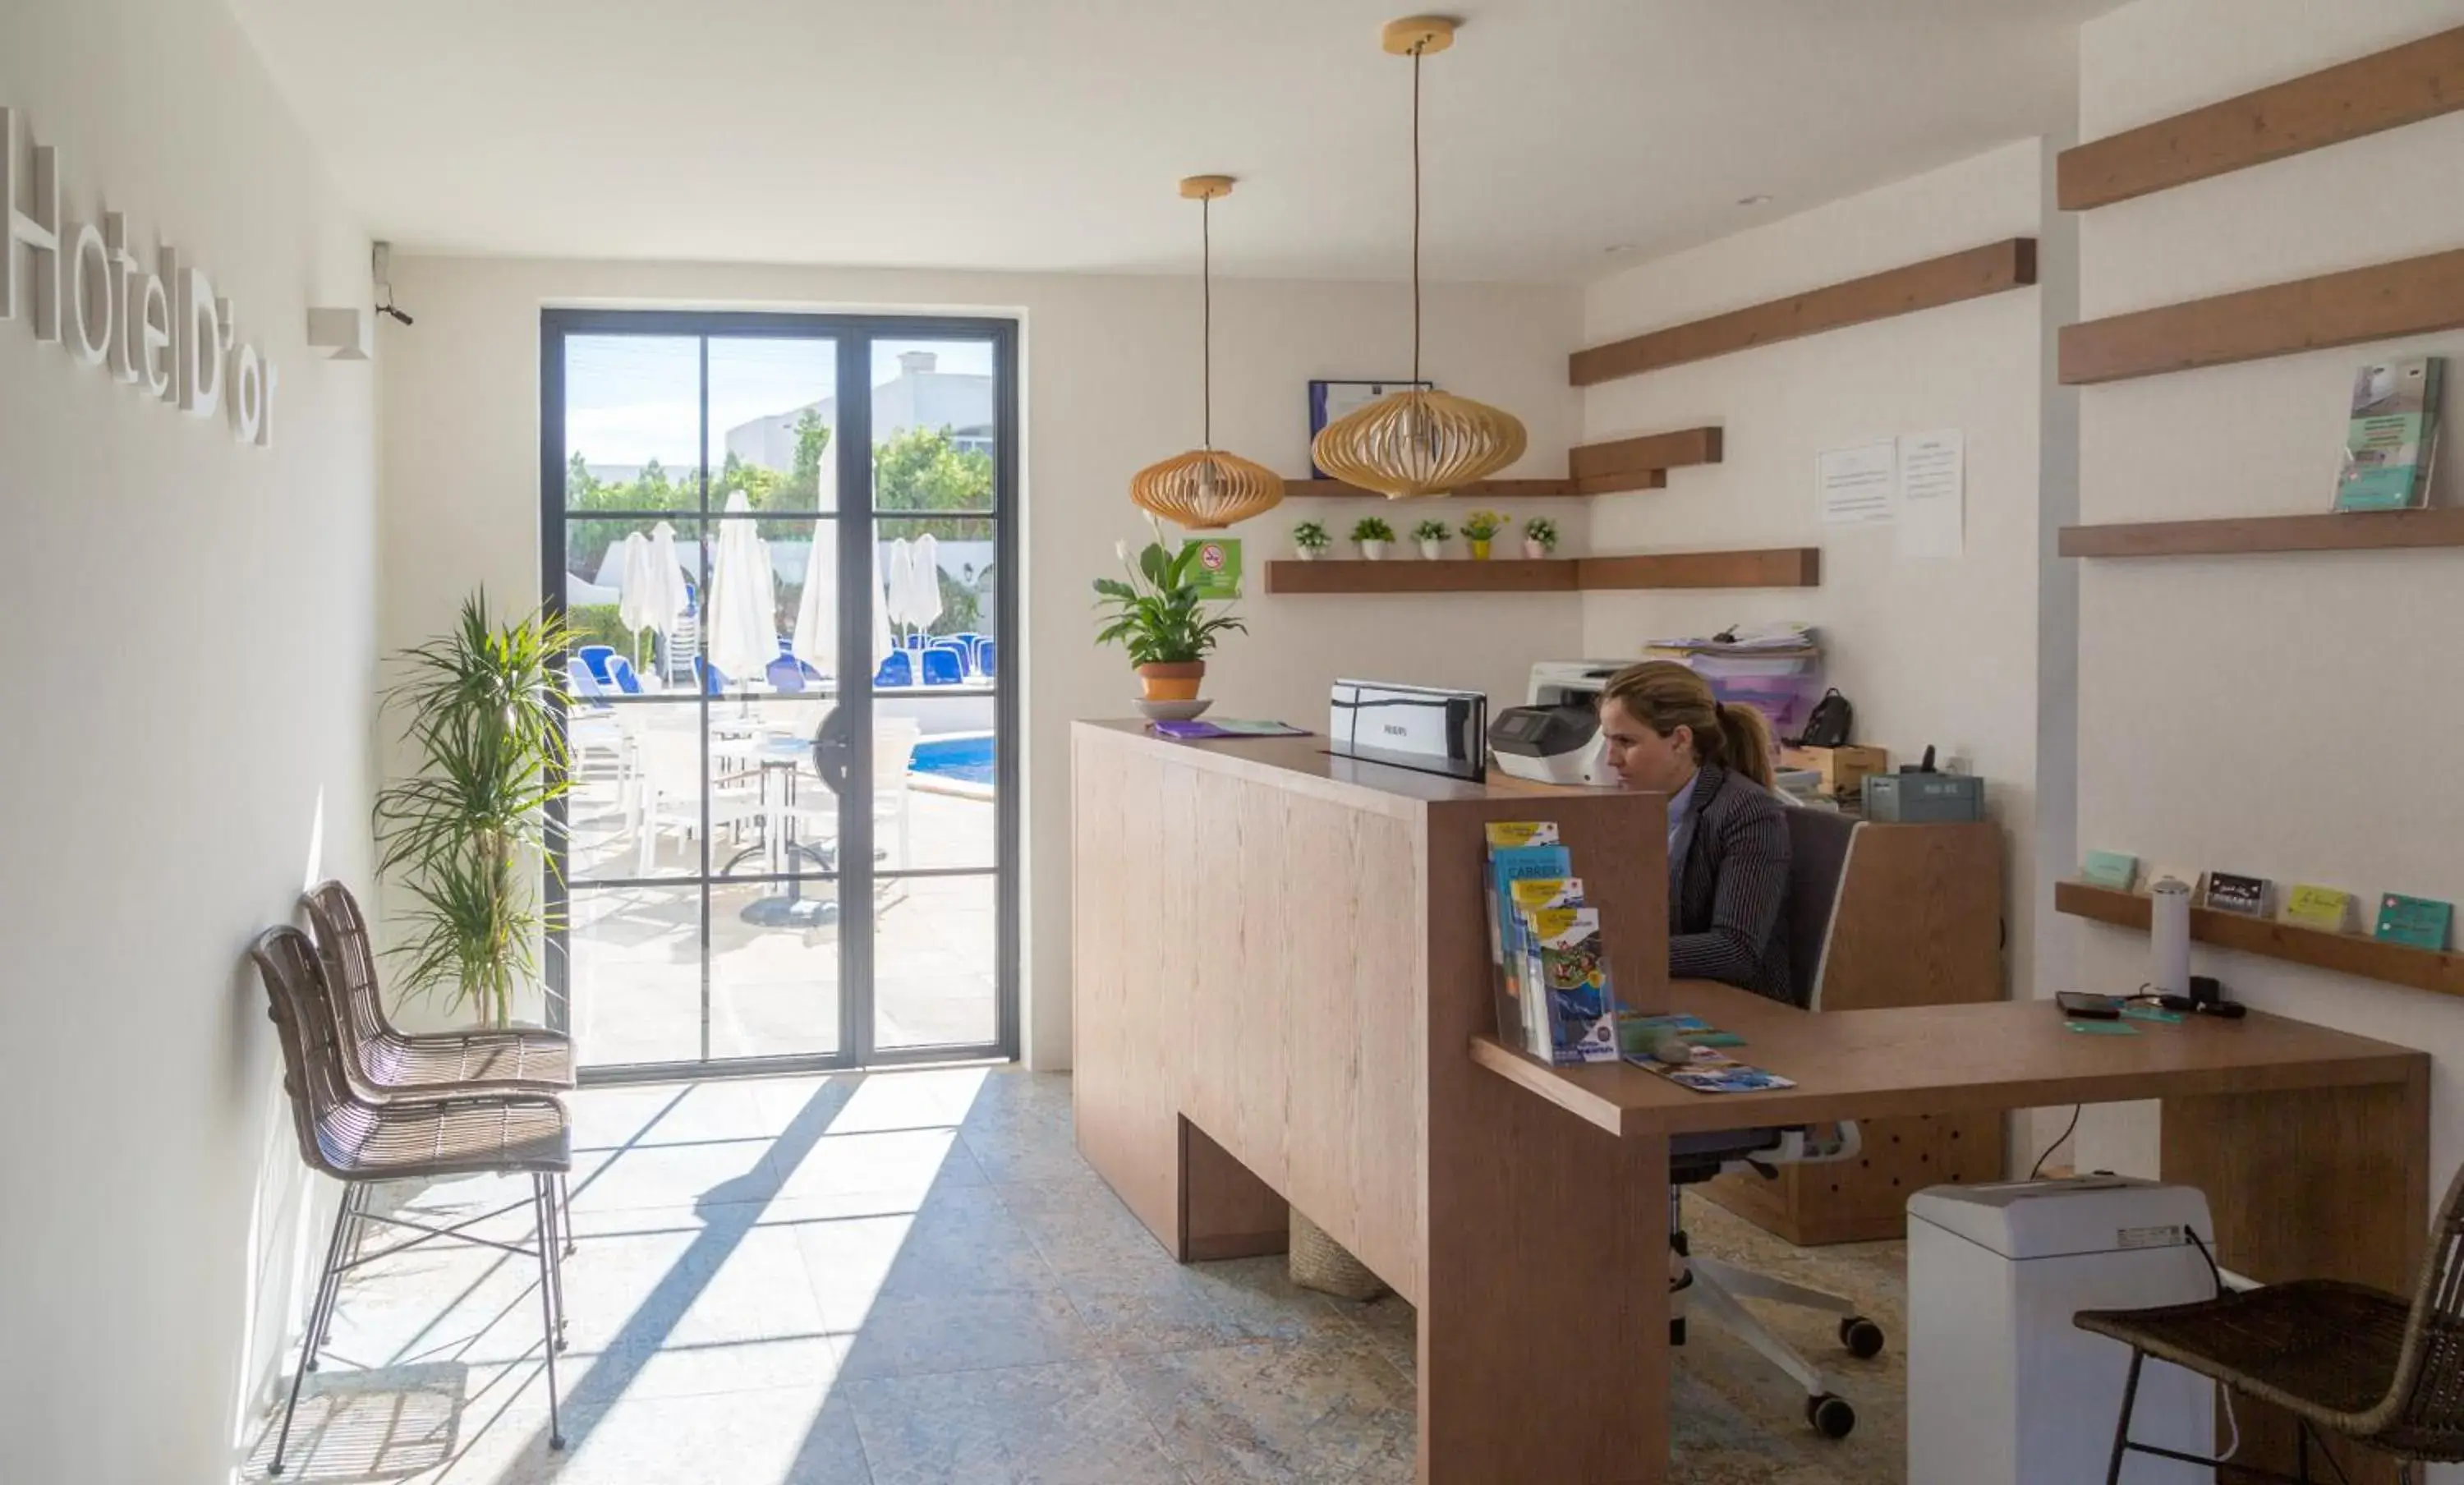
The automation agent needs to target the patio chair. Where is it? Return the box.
[574,644,618,686]
[250,926,572,1475]
[977,637,997,679]
[692,656,731,695]
[919,646,965,687]
[874,650,914,689]
[632,718,765,874]
[607,654,644,694]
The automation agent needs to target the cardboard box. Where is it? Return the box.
[1781,744,1889,799]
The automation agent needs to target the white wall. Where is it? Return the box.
[1577,139,2069,1009]
[0,1,377,1478]
[2071,0,2464,1280]
[378,256,1582,1069]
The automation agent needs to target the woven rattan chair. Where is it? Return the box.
[251,926,573,1477]
[2076,1160,2464,1485]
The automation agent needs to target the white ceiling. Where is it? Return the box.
[226,0,2112,284]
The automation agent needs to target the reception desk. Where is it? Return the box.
[1070,720,2430,1484]
[1071,720,1677,1483]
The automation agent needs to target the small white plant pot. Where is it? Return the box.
[1418,540,1445,560]
[1296,547,1323,562]
[1524,539,1552,560]
[1358,540,1390,561]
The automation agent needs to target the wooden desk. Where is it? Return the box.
[1478,981,2430,1483]
[1072,720,1676,1484]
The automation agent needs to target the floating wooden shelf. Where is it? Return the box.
[2059,24,2464,211]
[1264,546,1820,595]
[2060,247,2464,385]
[2060,507,2464,559]
[2055,880,2464,1000]
[1570,239,2037,388]
[1570,426,1723,494]
[1282,477,1578,499]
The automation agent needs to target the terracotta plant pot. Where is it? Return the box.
[1138,661,1206,702]
[1418,540,1445,560]
[1524,539,1551,560]
[1358,540,1390,561]
[1467,537,1492,560]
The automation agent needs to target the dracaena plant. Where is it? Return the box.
[372,591,571,1028]
[1092,529,1248,666]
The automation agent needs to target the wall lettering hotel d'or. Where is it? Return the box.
[2,106,275,447]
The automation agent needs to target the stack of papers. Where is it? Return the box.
[1646,622,1819,659]
[1148,719,1309,740]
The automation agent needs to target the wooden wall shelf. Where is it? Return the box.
[1264,547,1819,595]
[1282,477,1577,499]
[1570,426,1723,494]
[2060,508,2464,559]
[1569,239,2037,388]
[2060,247,2464,385]
[2056,880,2464,1000]
[2058,24,2464,211]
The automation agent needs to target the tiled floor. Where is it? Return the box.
[249,1068,1905,1483]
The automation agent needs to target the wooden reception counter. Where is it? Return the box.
[1073,720,2431,1484]
[1071,720,1676,1483]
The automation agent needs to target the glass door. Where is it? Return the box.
[541,311,1018,1078]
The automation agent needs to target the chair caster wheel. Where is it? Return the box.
[1807,1393,1856,1439]
[1840,1315,1886,1359]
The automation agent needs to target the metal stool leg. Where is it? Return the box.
[312,1183,367,1357]
[544,1172,569,1349]
[271,1183,359,1477]
[2103,1349,2145,1485]
[534,1175,567,1451]
[559,1170,576,1256]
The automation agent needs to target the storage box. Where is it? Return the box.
[1781,744,1889,799]
[1863,771,1984,822]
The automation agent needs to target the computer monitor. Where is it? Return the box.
[1327,679,1488,784]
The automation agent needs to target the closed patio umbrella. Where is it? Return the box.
[706,492,778,681]
[884,537,917,636]
[909,531,945,636]
[792,524,897,677]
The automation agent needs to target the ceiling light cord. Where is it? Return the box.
[1410,42,1423,388]
[1202,193,1213,450]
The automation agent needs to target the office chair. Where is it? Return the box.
[1668,805,1885,1440]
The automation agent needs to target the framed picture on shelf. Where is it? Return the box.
[1308,379,1432,478]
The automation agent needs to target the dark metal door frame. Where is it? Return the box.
[538,308,1021,1082]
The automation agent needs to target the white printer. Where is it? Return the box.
[1486,661,1628,785]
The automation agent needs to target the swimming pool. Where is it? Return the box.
[911,732,996,788]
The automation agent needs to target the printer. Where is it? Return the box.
[1487,661,1627,785]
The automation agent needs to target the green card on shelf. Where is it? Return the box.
[2081,851,2140,892]
[2374,894,2453,951]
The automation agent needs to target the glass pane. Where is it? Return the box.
[560,513,701,680]
[873,873,996,1051]
[710,337,839,516]
[883,705,995,873]
[708,698,840,882]
[871,338,998,517]
[711,881,843,1060]
[568,885,705,1069]
[873,515,998,696]
[564,336,702,513]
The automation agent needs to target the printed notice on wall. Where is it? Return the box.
[1817,440,1898,525]
[1896,430,1965,558]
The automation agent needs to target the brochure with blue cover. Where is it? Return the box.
[1483,824,1569,1051]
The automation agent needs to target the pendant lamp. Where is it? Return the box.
[1129,176,1285,531]
[1310,16,1526,499]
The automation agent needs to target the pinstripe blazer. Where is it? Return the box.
[1669,764,1795,1003]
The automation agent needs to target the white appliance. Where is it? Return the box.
[1487,660,1626,785]
[1908,1176,2216,1485]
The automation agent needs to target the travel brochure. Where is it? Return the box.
[2335,356,2443,512]
[1479,825,1795,1087]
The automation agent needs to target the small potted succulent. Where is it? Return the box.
[1292,519,1331,561]
[1351,516,1395,561]
[1460,509,1508,559]
[1523,517,1559,560]
[1412,518,1452,560]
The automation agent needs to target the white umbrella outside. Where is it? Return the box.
[706,492,779,683]
[884,537,917,635]
[909,531,945,635]
[791,527,900,679]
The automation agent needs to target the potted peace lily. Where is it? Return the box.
[1352,516,1395,560]
[374,592,570,1028]
[1413,518,1452,560]
[1094,532,1248,702]
[1524,517,1560,560]
[1292,519,1331,561]
[1461,509,1508,559]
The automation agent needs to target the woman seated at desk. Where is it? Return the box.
[1596,661,1793,1001]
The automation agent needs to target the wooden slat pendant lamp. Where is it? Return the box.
[1310,16,1526,499]
[1129,175,1284,531]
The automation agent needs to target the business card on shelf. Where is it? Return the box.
[2203,871,2271,918]
[2374,894,2454,952]
[2283,884,2356,932]
[2080,850,2140,891]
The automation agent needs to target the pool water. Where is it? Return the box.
[911,732,996,786]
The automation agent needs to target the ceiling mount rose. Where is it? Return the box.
[1381,16,1458,55]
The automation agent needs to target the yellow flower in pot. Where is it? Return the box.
[1094,534,1248,703]
[1460,508,1508,559]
